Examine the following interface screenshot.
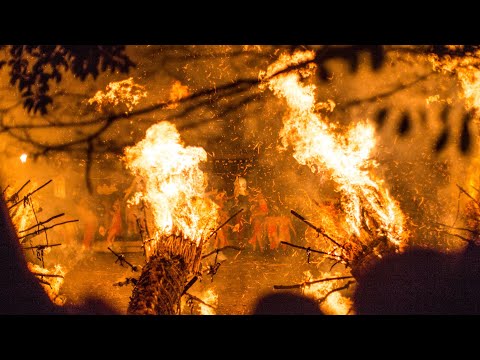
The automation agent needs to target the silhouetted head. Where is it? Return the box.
[252,292,323,315]
[353,248,462,315]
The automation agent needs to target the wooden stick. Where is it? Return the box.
[30,272,64,279]
[317,281,355,305]
[290,210,346,250]
[202,245,243,259]
[435,222,478,234]
[438,230,471,243]
[273,276,355,290]
[184,292,216,310]
[19,213,65,233]
[208,208,244,239]
[23,243,62,250]
[280,241,341,257]
[7,179,30,202]
[18,219,79,242]
[8,179,53,210]
[457,184,480,208]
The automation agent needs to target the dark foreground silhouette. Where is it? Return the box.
[354,245,480,315]
[252,292,324,315]
[0,194,118,314]
[4,189,480,315]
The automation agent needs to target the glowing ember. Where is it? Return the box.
[261,50,408,262]
[167,80,190,109]
[123,121,219,258]
[87,77,147,112]
[198,288,218,315]
[27,262,66,306]
[19,153,27,163]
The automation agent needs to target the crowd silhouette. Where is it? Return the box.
[3,187,480,315]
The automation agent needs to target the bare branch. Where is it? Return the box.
[273,276,355,290]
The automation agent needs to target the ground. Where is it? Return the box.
[59,248,338,315]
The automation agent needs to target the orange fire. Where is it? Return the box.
[261,50,408,254]
[123,121,219,258]
[429,48,480,191]
[6,182,67,306]
[87,77,147,112]
[167,80,190,109]
[429,47,480,111]
[198,288,218,315]
[27,262,66,306]
[302,271,353,315]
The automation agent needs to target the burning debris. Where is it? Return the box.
[4,45,480,315]
[87,77,147,113]
[122,121,224,314]
[260,50,410,310]
[3,179,78,306]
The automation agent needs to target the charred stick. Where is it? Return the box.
[19,213,65,233]
[7,179,30,203]
[184,292,216,310]
[438,230,471,243]
[135,217,145,242]
[107,247,139,272]
[23,243,62,250]
[30,272,64,279]
[19,220,79,242]
[290,210,345,250]
[202,245,243,259]
[182,276,199,295]
[435,222,478,234]
[273,276,355,290]
[208,208,244,240]
[472,185,480,194]
[114,277,138,287]
[8,179,52,210]
[37,278,52,287]
[2,185,10,196]
[280,241,343,262]
[280,241,339,256]
[457,184,480,208]
[317,281,356,305]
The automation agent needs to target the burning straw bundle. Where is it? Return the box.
[123,122,222,315]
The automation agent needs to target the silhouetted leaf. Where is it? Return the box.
[440,104,450,124]
[460,112,472,154]
[318,65,330,81]
[375,108,388,130]
[348,53,359,73]
[418,109,427,126]
[0,45,135,114]
[398,112,411,136]
[370,46,385,71]
[434,127,449,152]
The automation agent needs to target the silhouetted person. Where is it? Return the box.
[353,247,470,315]
[0,193,117,314]
[252,292,324,315]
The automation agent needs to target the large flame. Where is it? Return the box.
[123,121,219,257]
[261,50,408,254]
